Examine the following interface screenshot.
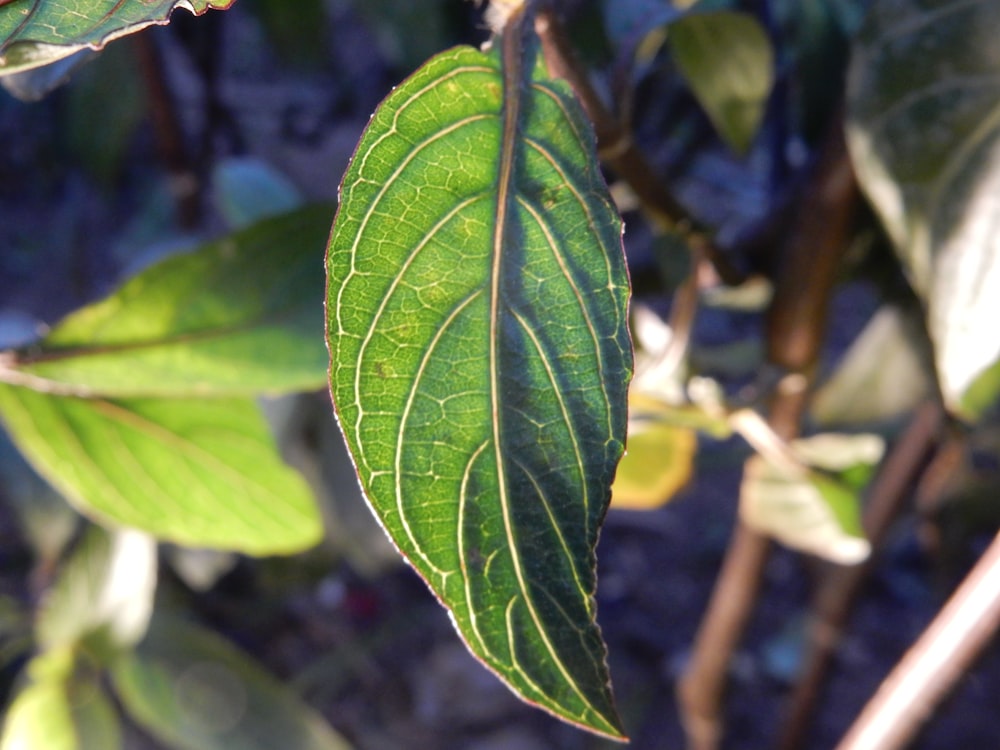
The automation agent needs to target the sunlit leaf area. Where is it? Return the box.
[3,1,1000,749]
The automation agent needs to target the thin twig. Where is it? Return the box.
[835,528,1000,750]
[133,32,201,228]
[777,400,945,750]
[677,117,859,750]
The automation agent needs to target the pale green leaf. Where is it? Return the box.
[326,20,631,740]
[0,385,322,555]
[0,0,234,77]
[739,433,883,565]
[1,206,332,397]
[611,419,695,510]
[0,649,121,750]
[668,10,774,155]
[110,617,352,750]
[847,0,1000,419]
[37,526,157,656]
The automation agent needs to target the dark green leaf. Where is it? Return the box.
[2,206,333,397]
[326,20,630,740]
[668,10,774,155]
[848,0,1000,419]
[0,0,235,77]
[110,617,352,750]
[0,385,322,554]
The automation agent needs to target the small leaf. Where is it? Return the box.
[110,617,352,750]
[811,305,933,426]
[847,0,1000,419]
[611,419,695,510]
[668,11,774,154]
[2,206,333,397]
[740,433,883,565]
[37,526,157,656]
[0,648,121,750]
[0,384,322,554]
[326,19,630,740]
[0,0,235,77]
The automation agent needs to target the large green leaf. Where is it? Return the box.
[847,0,1000,419]
[0,384,322,554]
[110,617,352,750]
[0,206,332,397]
[0,0,234,77]
[326,16,631,741]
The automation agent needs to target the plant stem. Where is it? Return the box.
[777,400,944,750]
[678,118,858,750]
[133,32,201,229]
[835,528,1000,750]
[533,8,743,286]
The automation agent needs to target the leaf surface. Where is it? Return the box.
[0,0,234,76]
[668,11,774,155]
[0,384,322,554]
[847,0,1000,418]
[0,648,121,750]
[740,433,882,565]
[37,526,157,656]
[326,20,631,740]
[2,206,332,397]
[110,617,352,750]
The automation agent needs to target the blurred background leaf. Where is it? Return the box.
[0,387,322,555]
[110,617,353,750]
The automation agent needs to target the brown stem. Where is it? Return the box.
[777,401,945,750]
[533,9,744,286]
[678,119,859,750]
[835,528,1000,750]
[133,32,201,228]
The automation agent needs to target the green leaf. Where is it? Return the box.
[110,617,352,750]
[1,648,121,750]
[847,0,1000,419]
[668,10,774,155]
[37,526,157,657]
[1,206,333,397]
[810,305,933,426]
[739,433,883,565]
[0,0,235,77]
[326,20,630,741]
[611,418,695,510]
[0,385,322,555]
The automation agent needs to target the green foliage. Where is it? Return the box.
[2,0,1000,747]
[0,387,321,553]
[110,618,352,750]
[0,0,236,76]
[668,10,774,154]
[847,0,1000,420]
[2,206,331,397]
[326,30,630,737]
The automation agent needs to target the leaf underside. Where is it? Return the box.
[0,384,322,555]
[0,0,235,76]
[847,0,1000,418]
[6,205,332,398]
[326,29,631,740]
